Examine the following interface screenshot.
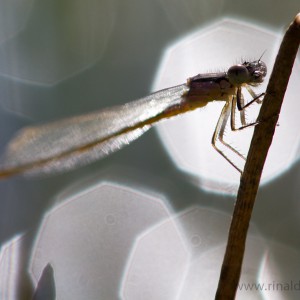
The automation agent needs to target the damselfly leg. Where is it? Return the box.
[212,86,265,173]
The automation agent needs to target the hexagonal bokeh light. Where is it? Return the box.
[0,0,115,84]
[3,182,300,299]
[121,206,268,300]
[153,18,300,194]
[29,181,278,299]
[29,182,172,300]
[0,234,24,300]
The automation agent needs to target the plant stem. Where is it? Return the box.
[215,13,300,300]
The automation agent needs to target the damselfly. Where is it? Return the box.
[0,59,267,179]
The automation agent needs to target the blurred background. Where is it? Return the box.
[0,1,299,299]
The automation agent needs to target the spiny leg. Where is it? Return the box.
[231,93,257,131]
[245,85,265,105]
[213,87,265,172]
[231,86,265,131]
[212,100,245,173]
[236,87,246,125]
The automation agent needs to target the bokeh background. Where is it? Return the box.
[0,1,299,299]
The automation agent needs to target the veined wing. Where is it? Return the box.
[0,84,189,178]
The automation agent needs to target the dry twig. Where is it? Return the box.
[215,13,300,300]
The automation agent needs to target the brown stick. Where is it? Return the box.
[215,13,300,300]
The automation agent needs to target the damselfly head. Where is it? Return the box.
[243,60,267,86]
[227,60,267,87]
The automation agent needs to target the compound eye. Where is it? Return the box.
[227,64,250,85]
[253,70,261,79]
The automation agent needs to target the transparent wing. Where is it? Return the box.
[0,84,188,177]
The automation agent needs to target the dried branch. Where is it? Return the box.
[215,13,300,300]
